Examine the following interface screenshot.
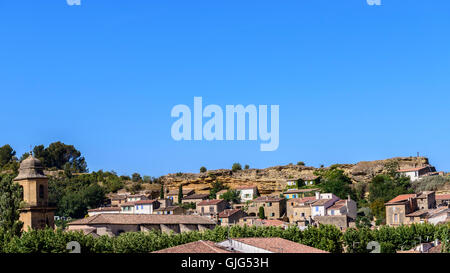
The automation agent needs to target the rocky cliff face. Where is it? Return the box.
[160,157,430,195]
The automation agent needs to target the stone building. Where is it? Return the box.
[14,155,56,230]
[247,196,286,219]
[218,209,247,226]
[385,194,418,226]
[67,214,216,236]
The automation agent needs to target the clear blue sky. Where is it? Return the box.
[1,0,450,177]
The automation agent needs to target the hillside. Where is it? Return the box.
[160,157,431,195]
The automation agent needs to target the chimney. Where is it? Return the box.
[315,192,320,200]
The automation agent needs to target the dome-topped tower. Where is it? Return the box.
[14,153,55,230]
[14,155,47,181]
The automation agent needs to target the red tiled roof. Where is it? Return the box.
[218,209,244,218]
[386,194,416,204]
[436,194,450,200]
[397,167,429,173]
[68,214,216,226]
[198,199,227,206]
[135,200,159,205]
[328,200,346,210]
[153,240,233,253]
[289,196,316,205]
[232,238,328,253]
[182,194,210,200]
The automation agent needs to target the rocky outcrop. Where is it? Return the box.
[160,157,431,195]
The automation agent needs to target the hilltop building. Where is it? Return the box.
[14,154,56,230]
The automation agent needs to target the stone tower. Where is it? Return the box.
[14,154,56,230]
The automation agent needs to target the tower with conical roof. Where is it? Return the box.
[14,154,56,230]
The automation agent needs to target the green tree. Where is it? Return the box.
[0,175,23,236]
[131,173,142,183]
[0,145,16,169]
[370,198,386,225]
[178,185,183,204]
[209,180,228,199]
[33,142,87,172]
[160,184,164,199]
[316,167,356,200]
[200,166,207,173]
[232,163,242,172]
[258,206,265,219]
[297,161,305,166]
[220,190,241,204]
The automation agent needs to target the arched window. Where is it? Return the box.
[39,185,45,199]
[20,186,24,200]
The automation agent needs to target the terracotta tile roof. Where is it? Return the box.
[68,213,216,226]
[386,194,417,204]
[253,196,284,202]
[311,198,334,206]
[328,200,347,210]
[218,209,244,218]
[406,209,429,217]
[232,238,328,253]
[397,167,429,172]
[182,193,210,200]
[88,207,121,212]
[154,206,182,212]
[436,194,450,200]
[198,199,227,206]
[134,200,159,205]
[153,240,233,253]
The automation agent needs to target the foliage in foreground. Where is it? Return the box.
[0,223,448,253]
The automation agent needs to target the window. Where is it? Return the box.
[39,185,44,199]
[141,205,144,209]
[330,210,334,215]
[209,206,215,212]
[271,213,275,217]
[301,213,305,217]
[268,202,272,207]
[136,206,139,210]
[315,207,319,212]
[394,214,398,223]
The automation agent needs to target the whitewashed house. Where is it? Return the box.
[235,186,259,202]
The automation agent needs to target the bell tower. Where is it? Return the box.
[14,154,56,230]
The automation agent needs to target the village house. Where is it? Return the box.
[234,185,259,202]
[133,200,160,214]
[385,191,450,226]
[326,197,357,219]
[196,199,229,218]
[238,217,290,229]
[181,193,210,205]
[218,209,247,226]
[385,194,418,226]
[311,193,340,218]
[167,188,195,204]
[110,195,127,207]
[154,205,185,215]
[216,189,228,199]
[247,196,286,219]
[120,202,137,214]
[126,194,149,203]
[436,194,450,207]
[286,196,315,224]
[397,166,437,181]
[283,188,319,199]
[67,214,216,236]
[157,198,174,208]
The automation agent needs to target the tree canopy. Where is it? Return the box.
[30,142,88,173]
